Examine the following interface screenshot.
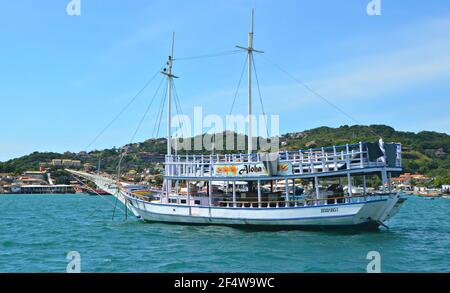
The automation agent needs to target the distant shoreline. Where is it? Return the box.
[0,192,86,195]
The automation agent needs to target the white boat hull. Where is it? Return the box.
[122,192,403,229]
[67,170,405,229]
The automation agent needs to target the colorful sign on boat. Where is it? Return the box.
[277,161,293,176]
[213,163,268,177]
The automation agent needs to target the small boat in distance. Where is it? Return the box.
[86,188,111,196]
[416,191,442,198]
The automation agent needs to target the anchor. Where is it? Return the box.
[368,217,390,230]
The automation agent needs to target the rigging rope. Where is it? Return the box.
[252,56,270,138]
[113,76,166,219]
[111,195,119,220]
[260,55,382,139]
[70,175,126,216]
[171,82,187,155]
[174,49,247,153]
[153,81,168,138]
[174,49,243,61]
[115,76,165,187]
[128,77,166,145]
[172,81,190,142]
[151,82,166,138]
[229,55,249,115]
[85,66,164,150]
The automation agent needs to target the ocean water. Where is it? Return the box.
[0,194,449,272]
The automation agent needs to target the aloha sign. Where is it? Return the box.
[213,163,268,177]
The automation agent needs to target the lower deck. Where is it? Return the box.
[122,191,404,227]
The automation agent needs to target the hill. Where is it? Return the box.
[1,125,449,186]
[281,125,450,178]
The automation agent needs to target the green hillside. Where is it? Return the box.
[1,125,449,186]
[281,125,450,178]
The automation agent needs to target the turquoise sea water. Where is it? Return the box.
[0,194,449,272]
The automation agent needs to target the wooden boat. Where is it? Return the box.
[67,10,406,230]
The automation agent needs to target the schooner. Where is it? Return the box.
[69,10,406,230]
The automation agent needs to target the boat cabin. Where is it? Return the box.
[159,141,402,208]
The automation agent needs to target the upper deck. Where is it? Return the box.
[164,141,402,181]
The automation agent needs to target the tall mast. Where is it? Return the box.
[162,32,178,156]
[248,10,254,155]
[237,9,263,154]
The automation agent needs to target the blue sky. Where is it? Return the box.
[1,0,450,161]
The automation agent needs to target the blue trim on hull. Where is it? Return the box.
[137,209,357,222]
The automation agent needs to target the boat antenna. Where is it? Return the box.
[237,9,264,154]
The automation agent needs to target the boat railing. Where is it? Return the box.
[164,142,402,178]
[217,194,390,208]
[123,190,391,207]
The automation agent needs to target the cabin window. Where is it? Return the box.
[180,199,187,204]
[194,200,201,205]
[169,199,177,204]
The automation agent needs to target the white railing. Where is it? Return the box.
[217,194,390,208]
[165,142,402,178]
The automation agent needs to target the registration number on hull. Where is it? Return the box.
[321,207,339,213]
